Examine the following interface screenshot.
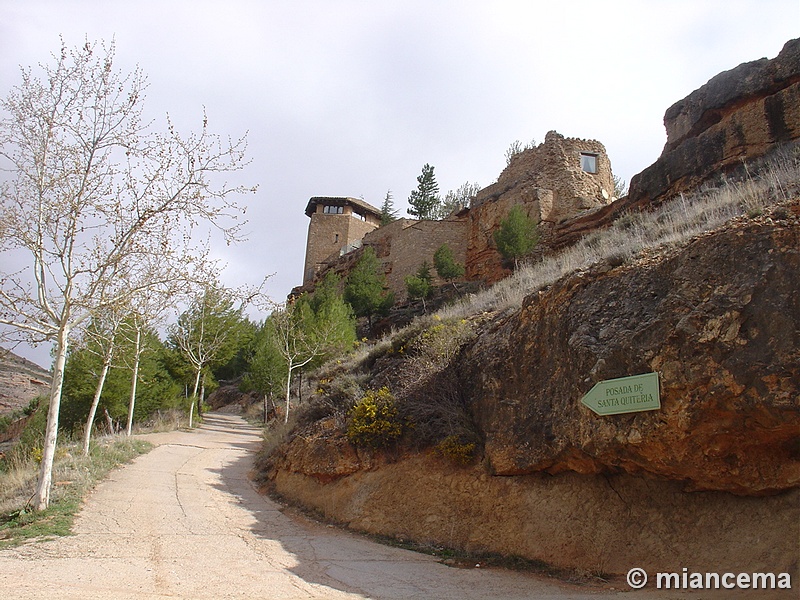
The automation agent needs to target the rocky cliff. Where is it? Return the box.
[261,42,800,578]
[263,199,800,575]
[0,349,50,416]
[628,38,800,208]
[463,208,799,495]
[554,38,800,249]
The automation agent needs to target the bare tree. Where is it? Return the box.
[0,40,253,510]
[169,282,247,425]
[79,301,128,456]
[270,300,350,423]
[122,267,184,436]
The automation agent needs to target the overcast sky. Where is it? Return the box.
[1,0,797,367]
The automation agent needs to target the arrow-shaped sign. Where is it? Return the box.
[581,372,661,416]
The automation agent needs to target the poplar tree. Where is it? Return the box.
[0,40,252,510]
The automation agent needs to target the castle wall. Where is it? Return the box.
[362,217,469,301]
[299,131,616,296]
[466,131,614,283]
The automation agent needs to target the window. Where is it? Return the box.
[334,233,339,243]
[323,205,343,214]
[580,153,598,174]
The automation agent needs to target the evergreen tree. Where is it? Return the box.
[379,190,398,225]
[405,262,433,310]
[433,243,465,291]
[243,318,286,422]
[407,163,441,220]
[297,272,357,367]
[493,206,539,269]
[344,247,394,328]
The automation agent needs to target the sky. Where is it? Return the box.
[0,0,797,368]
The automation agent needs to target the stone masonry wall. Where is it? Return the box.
[362,216,469,302]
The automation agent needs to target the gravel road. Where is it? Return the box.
[0,413,725,599]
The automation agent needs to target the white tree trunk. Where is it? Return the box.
[284,366,293,423]
[125,326,142,436]
[103,407,115,435]
[32,324,70,511]
[82,358,112,456]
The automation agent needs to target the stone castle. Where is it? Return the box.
[299,131,616,300]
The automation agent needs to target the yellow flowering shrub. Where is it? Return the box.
[346,387,403,448]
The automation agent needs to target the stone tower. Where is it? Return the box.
[302,197,382,285]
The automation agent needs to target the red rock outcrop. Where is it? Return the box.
[627,38,800,208]
[553,38,800,249]
[463,204,799,495]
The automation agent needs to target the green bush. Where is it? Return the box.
[435,435,476,465]
[347,387,403,448]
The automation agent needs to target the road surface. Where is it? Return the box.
[0,413,723,599]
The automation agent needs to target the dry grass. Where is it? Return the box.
[131,408,190,434]
[0,436,151,546]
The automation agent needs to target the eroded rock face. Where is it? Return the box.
[466,131,614,284]
[628,38,800,207]
[464,210,799,494]
[552,38,800,250]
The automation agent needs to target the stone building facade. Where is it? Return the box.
[302,197,382,285]
[298,131,615,299]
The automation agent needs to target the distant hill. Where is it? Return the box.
[0,348,51,416]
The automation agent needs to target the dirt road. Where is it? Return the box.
[0,414,722,599]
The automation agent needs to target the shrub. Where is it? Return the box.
[410,317,475,365]
[435,435,476,465]
[347,387,403,448]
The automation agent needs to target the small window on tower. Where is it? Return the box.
[580,153,598,174]
[323,205,343,214]
[334,233,339,243]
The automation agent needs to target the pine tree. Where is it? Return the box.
[343,247,394,328]
[405,262,433,310]
[379,190,398,225]
[407,163,441,220]
[493,206,539,269]
[433,243,465,292]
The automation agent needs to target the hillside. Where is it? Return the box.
[0,348,50,417]
[255,40,800,579]
[259,178,799,572]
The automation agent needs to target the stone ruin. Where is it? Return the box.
[298,130,616,298]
